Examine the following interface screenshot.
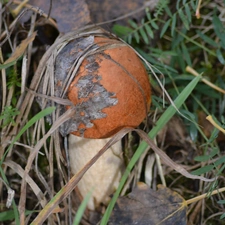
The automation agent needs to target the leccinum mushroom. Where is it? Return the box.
[37,28,151,211]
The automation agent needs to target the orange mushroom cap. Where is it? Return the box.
[67,36,151,138]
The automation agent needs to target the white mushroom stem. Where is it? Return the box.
[68,134,124,211]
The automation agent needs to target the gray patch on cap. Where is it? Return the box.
[60,53,118,137]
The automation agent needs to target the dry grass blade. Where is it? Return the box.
[206,115,225,134]
[186,66,225,94]
[135,129,216,182]
[3,160,47,207]
[1,31,37,69]
[186,187,225,205]
[27,88,73,106]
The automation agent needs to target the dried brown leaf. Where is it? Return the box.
[2,31,37,69]
[27,0,91,33]
[109,185,187,225]
[86,0,159,28]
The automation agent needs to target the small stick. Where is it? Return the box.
[196,0,202,19]
[206,115,225,134]
[186,66,225,95]
[186,186,225,205]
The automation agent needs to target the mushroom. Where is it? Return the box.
[67,36,151,210]
[37,28,151,211]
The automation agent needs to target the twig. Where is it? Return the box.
[186,66,225,95]
[206,115,225,134]
[196,0,203,19]
[186,186,225,205]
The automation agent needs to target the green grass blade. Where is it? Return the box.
[73,189,93,225]
[191,165,214,175]
[177,30,216,57]
[100,75,202,224]
[160,19,170,38]
[0,59,20,70]
[0,209,37,222]
[12,202,19,225]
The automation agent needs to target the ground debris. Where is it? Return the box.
[109,185,187,225]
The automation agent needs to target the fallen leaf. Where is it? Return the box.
[26,0,91,33]
[109,185,187,225]
[86,0,159,28]
[0,32,37,70]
